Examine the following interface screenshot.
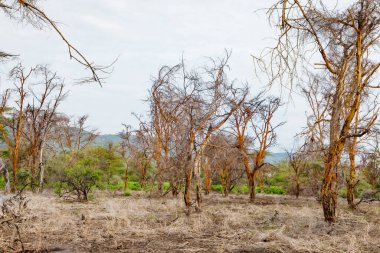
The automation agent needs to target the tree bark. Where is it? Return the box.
[204,159,211,195]
[296,181,300,199]
[193,153,202,210]
[346,150,357,208]
[249,174,256,202]
[184,171,192,215]
[321,146,341,222]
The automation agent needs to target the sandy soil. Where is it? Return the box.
[1,191,379,253]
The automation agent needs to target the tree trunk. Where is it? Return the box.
[124,165,129,192]
[296,181,300,199]
[346,151,357,208]
[346,122,358,208]
[321,150,340,222]
[204,159,211,195]
[11,154,17,193]
[38,162,45,193]
[38,140,46,193]
[194,153,202,211]
[184,171,192,215]
[249,174,256,202]
[171,181,179,197]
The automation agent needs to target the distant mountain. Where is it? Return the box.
[265,152,287,164]
[93,134,122,146]
[93,135,288,164]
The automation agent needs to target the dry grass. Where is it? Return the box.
[1,191,379,252]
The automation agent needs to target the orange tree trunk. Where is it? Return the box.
[321,143,343,222]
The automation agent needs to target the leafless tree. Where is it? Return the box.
[53,114,99,162]
[265,0,380,222]
[21,66,67,192]
[119,124,133,192]
[205,133,244,197]
[232,94,284,201]
[0,64,31,192]
[147,52,246,213]
[286,149,307,198]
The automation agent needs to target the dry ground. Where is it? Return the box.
[0,191,379,253]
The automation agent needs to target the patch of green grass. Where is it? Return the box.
[262,186,285,195]
[211,184,223,192]
[163,182,170,192]
[127,181,142,191]
[232,184,249,194]
[0,177,4,188]
[356,180,372,197]
[339,187,347,198]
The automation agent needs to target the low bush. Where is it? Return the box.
[127,181,142,191]
[262,186,286,195]
[54,166,101,201]
[211,184,223,192]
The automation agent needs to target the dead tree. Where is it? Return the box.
[119,125,133,192]
[53,115,99,162]
[266,0,380,222]
[22,66,67,192]
[232,94,283,201]
[361,131,380,190]
[206,133,244,197]
[0,64,31,192]
[148,52,246,213]
[286,149,306,198]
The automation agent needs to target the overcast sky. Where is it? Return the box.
[0,0,311,151]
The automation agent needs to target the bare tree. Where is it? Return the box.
[119,125,133,192]
[286,149,306,198]
[22,66,67,192]
[232,94,284,201]
[53,114,99,162]
[206,133,244,197]
[0,64,31,192]
[147,52,246,213]
[266,0,380,222]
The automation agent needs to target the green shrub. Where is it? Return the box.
[233,184,249,194]
[55,166,101,201]
[162,182,170,192]
[339,187,347,198]
[263,186,285,195]
[211,184,223,192]
[127,181,142,191]
[124,190,131,197]
[0,177,4,188]
[338,180,372,199]
[356,180,372,197]
[16,168,30,189]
